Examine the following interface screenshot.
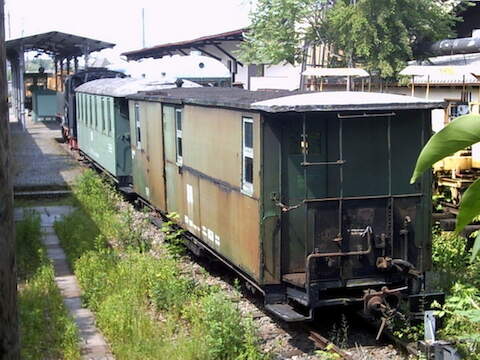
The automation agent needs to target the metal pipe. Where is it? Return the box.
[301,159,345,166]
[305,229,373,287]
[302,113,309,260]
[308,229,372,260]
[337,112,396,119]
[339,118,344,231]
[303,193,423,203]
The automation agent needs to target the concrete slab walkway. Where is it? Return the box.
[10,118,83,191]
[15,206,114,360]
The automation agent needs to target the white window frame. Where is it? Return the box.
[241,117,254,196]
[175,108,183,166]
[135,102,141,149]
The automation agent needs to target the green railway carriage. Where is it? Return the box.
[75,78,200,184]
[127,88,444,321]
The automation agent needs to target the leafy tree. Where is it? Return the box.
[240,0,460,78]
[410,114,480,260]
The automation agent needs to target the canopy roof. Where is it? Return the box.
[122,28,245,61]
[6,31,115,58]
[302,68,369,77]
[399,65,480,85]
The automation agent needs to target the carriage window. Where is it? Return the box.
[76,95,81,123]
[83,94,87,124]
[242,117,253,195]
[88,95,92,127]
[94,96,98,130]
[100,97,105,133]
[109,98,114,135]
[105,97,110,135]
[175,108,183,166]
[135,103,141,149]
[79,94,84,123]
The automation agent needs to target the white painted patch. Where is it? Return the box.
[184,215,189,224]
[202,226,207,237]
[145,187,150,198]
[214,235,220,247]
[208,229,214,242]
[131,149,136,159]
[186,184,193,205]
[107,143,113,154]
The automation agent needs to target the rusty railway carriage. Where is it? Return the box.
[125,88,444,322]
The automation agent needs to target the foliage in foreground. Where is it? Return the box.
[432,230,480,358]
[55,170,265,360]
[411,113,480,259]
[16,212,80,360]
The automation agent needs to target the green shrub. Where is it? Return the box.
[185,292,265,360]
[437,283,480,359]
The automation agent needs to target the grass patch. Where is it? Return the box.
[16,211,80,360]
[432,229,480,358]
[55,170,266,360]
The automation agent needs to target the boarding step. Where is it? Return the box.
[286,286,309,307]
[265,303,310,322]
[282,272,306,288]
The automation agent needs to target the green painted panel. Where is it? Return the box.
[114,99,132,177]
[77,93,131,178]
[391,110,423,195]
[261,116,282,283]
[342,117,389,197]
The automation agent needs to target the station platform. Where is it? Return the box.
[10,115,83,192]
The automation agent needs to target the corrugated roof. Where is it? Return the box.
[251,92,445,112]
[404,53,480,85]
[75,77,201,97]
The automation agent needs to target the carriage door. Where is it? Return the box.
[163,105,179,213]
[281,114,327,276]
[145,102,166,210]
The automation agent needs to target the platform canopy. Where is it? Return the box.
[6,31,115,59]
[122,28,245,61]
[7,31,115,130]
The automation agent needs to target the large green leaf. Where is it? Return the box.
[456,178,480,233]
[472,232,480,261]
[410,114,480,184]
